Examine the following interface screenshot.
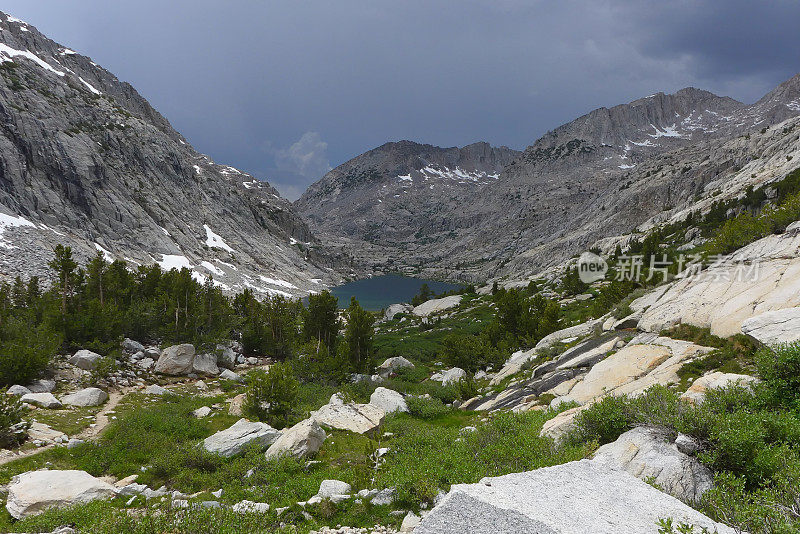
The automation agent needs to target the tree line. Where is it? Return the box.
[0,246,375,387]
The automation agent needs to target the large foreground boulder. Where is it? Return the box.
[593,427,713,503]
[154,344,195,375]
[61,388,108,407]
[415,460,734,534]
[265,418,326,459]
[202,419,282,458]
[311,402,385,434]
[6,470,117,519]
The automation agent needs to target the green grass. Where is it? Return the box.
[374,295,494,362]
[27,405,103,436]
[660,325,759,388]
[0,382,591,533]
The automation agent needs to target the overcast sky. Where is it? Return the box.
[3,1,799,199]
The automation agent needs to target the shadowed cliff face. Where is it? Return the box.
[0,12,342,295]
[297,75,800,283]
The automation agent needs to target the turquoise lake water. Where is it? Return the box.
[329,275,463,311]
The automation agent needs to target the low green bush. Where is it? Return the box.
[406,396,451,420]
[0,316,61,387]
[244,363,299,428]
[756,342,800,410]
[569,394,630,446]
[0,393,27,449]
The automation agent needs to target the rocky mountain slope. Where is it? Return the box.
[0,12,339,296]
[298,76,800,283]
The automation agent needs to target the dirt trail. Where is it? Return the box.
[76,389,128,440]
[0,387,133,467]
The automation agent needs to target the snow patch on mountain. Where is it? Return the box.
[200,260,224,276]
[648,124,684,138]
[0,43,64,77]
[94,243,115,262]
[0,211,35,249]
[259,275,298,290]
[204,225,235,253]
[157,254,192,271]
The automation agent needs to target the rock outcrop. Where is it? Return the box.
[741,307,800,345]
[412,296,462,317]
[593,427,713,503]
[638,228,800,337]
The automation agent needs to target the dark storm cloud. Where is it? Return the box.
[3,1,798,199]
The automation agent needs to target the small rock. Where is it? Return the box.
[68,350,103,371]
[192,406,212,418]
[66,438,86,449]
[122,339,145,354]
[219,369,242,382]
[232,500,270,513]
[371,487,396,506]
[317,479,351,498]
[144,384,168,396]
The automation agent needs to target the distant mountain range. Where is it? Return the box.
[296,74,800,282]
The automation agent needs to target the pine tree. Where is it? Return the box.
[48,245,77,316]
[303,290,340,355]
[86,252,107,307]
[344,297,375,373]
